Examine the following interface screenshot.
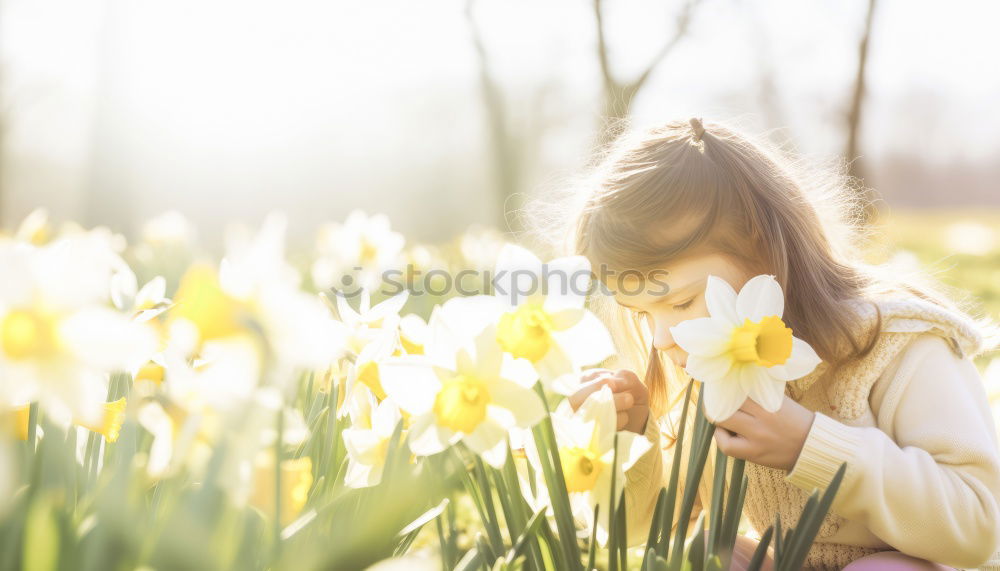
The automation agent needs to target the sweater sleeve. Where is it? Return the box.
[785,334,1000,568]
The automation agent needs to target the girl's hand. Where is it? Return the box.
[712,396,816,471]
[568,368,650,434]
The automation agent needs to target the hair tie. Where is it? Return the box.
[689,117,705,142]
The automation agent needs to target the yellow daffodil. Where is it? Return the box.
[491,244,614,394]
[249,451,314,526]
[311,210,405,290]
[169,214,345,379]
[333,289,408,355]
[669,275,822,421]
[342,386,403,488]
[11,404,30,440]
[76,397,127,443]
[352,328,397,401]
[13,209,52,246]
[380,309,544,468]
[524,386,649,546]
[0,238,156,424]
[398,314,427,355]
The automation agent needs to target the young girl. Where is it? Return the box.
[562,118,1000,569]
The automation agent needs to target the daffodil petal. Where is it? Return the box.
[473,325,502,380]
[705,275,740,325]
[464,416,509,468]
[499,354,539,388]
[670,317,732,356]
[370,291,409,322]
[579,386,617,454]
[736,275,784,322]
[494,244,546,307]
[489,381,545,427]
[742,366,787,412]
[407,413,454,457]
[535,343,576,386]
[343,428,386,466]
[548,307,585,330]
[621,430,653,471]
[336,293,361,326]
[372,398,403,437]
[684,352,733,384]
[424,308,462,370]
[550,311,615,367]
[541,255,591,314]
[767,336,823,381]
[438,295,503,339]
[701,377,747,423]
[379,357,441,414]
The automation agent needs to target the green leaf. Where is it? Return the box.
[23,494,59,571]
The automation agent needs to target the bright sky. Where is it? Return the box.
[2,0,998,239]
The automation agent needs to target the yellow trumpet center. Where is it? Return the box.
[433,375,490,434]
[727,316,793,367]
[559,447,604,492]
[359,238,379,264]
[1,309,61,361]
[135,361,166,385]
[356,360,386,401]
[77,398,128,443]
[169,264,246,341]
[496,303,554,362]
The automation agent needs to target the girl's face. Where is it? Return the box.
[612,252,752,368]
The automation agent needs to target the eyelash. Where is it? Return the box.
[672,298,695,311]
[630,297,694,318]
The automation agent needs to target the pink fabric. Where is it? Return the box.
[843,552,956,571]
[728,536,957,571]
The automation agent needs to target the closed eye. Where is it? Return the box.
[672,298,695,311]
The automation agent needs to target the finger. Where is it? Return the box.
[581,368,614,384]
[713,426,753,459]
[616,411,629,430]
[739,397,766,416]
[611,369,641,389]
[610,369,649,404]
[714,409,755,434]
[613,392,634,411]
[567,377,614,411]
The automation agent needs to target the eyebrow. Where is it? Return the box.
[617,277,708,310]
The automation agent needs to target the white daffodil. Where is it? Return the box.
[0,238,156,425]
[312,210,405,290]
[350,326,398,402]
[110,268,171,323]
[669,275,822,422]
[169,214,345,383]
[332,288,408,356]
[525,386,650,546]
[492,244,614,394]
[380,311,544,468]
[342,386,403,488]
[398,313,427,355]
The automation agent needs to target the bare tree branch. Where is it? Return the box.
[594,0,701,143]
[845,0,879,220]
[465,0,522,230]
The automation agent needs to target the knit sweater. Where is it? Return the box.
[623,296,1000,569]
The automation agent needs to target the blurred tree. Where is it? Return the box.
[465,0,522,231]
[593,0,701,146]
[846,0,879,221]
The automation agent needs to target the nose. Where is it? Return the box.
[650,315,676,351]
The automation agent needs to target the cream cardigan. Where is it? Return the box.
[623,296,1000,569]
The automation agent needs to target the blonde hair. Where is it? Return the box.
[536,117,977,420]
